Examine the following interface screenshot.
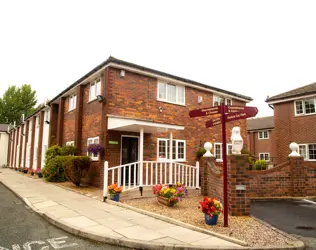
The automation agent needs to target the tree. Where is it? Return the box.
[0,84,37,124]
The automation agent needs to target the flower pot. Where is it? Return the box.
[157,196,178,207]
[37,173,43,178]
[31,172,34,176]
[110,194,120,202]
[204,214,218,225]
[23,170,28,174]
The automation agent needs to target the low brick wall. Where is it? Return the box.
[305,162,316,196]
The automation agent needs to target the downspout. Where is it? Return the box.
[268,104,274,110]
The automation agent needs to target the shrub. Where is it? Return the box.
[45,145,62,166]
[63,156,91,186]
[42,157,66,182]
[241,147,255,165]
[61,145,77,156]
[196,147,207,159]
[253,160,267,170]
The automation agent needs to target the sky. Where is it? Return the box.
[1,0,316,118]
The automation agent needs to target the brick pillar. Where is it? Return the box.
[228,154,250,216]
[290,156,306,197]
[7,132,12,167]
[36,111,45,170]
[14,127,19,168]
[18,124,24,168]
[30,116,36,169]
[10,130,15,167]
[23,121,29,168]
[57,98,65,146]
[200,156,214,196]
[75,85,84,154]
[49,104,59,146]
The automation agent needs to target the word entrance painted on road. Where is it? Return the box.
[0,236,77,250]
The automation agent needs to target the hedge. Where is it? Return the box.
[62,156,91,186]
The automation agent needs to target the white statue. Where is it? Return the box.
[231,127,243,154]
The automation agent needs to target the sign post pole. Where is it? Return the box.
[221,102,228,227]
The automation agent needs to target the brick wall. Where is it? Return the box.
[274,101,316,164]
[63,96,76,144]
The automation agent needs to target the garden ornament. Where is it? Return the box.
[231,127,243,154]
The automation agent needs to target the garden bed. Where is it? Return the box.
[122,191,293,247]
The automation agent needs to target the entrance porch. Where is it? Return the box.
[103,116,200,198]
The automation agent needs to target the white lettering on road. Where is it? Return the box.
[47,237,77,249]
[12,245,20,250]
[23,241,49,250]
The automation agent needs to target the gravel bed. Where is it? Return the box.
[122,192,293,247]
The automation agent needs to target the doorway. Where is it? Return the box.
[121,136,139,185]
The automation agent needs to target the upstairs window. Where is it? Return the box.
[158,81,185,105]
[258,131,269,139]
[157,139,186,161]
[213,95,232,106]
[295,98,316,116]
[68,94,76,111]
[89,78,101,101]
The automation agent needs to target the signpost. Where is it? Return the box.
[190,103,258,227]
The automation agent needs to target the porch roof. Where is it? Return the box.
[107,115,185,133]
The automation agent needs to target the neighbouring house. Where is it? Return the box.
[7,56,252,188]
[247,116,276,164]
[266,82,316,165]
[0,124,9,166]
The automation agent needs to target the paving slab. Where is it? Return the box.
[152,236,186,244]
[95,217,137,230]
[33,200,59,209]
[62,216,99,228]
[115,225,164,241]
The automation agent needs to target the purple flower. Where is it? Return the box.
[87,144,104,156]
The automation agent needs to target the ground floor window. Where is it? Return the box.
[66,141,74,146]
[87,136,99,161]
[259,153,270,161]
[157,138,186,161]
[299,143,316,160]
[214,142,232,161]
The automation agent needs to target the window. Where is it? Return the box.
[68,94,76,111]
[66,141,75,146]
[36,116,40,127]
[157,139,186,161]
[87,136,100,161]
[299,143,316,160]
[295,98,316,116]
[213,95,232,106]
[258,131,269,139]
[259,153,270,161]
[157,81,185,105]
[214,143,232,161]
[89,78,101,101]
[45,110,50,122]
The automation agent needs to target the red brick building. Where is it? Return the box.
[266,82,316,165]
[8,56,252,187]
[247,116,276,164]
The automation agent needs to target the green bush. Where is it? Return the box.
[63,156,91,186]
[253,160,267,170]
[61,145,77,156]
[196,147,207,159]
[42,157,66,182]
[45,145,62,165]
[241,148,255,165]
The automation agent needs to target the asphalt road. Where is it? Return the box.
[251,199,316,249]
[0,182,129,250]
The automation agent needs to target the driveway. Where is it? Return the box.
[251,199,316,249]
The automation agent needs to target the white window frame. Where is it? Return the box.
[258,130,269,140]
[294,98,316,116]
[157,81,185,106]
[214,142,232,162]
[89,78,101,102]
[213,95,233,106]
[157,138,186,162]
[68,94,77,111]
[87,136,100,161]
[298,143,316,161]
[66,141,75,146]
[259,153,270,162]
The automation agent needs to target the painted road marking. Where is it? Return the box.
[0,236,78,250]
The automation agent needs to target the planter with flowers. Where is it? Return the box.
[87,144,104,158]
[108,183,123,202]
[152,182,186,207]
[198,197,223,225]
[36,169,43,178]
